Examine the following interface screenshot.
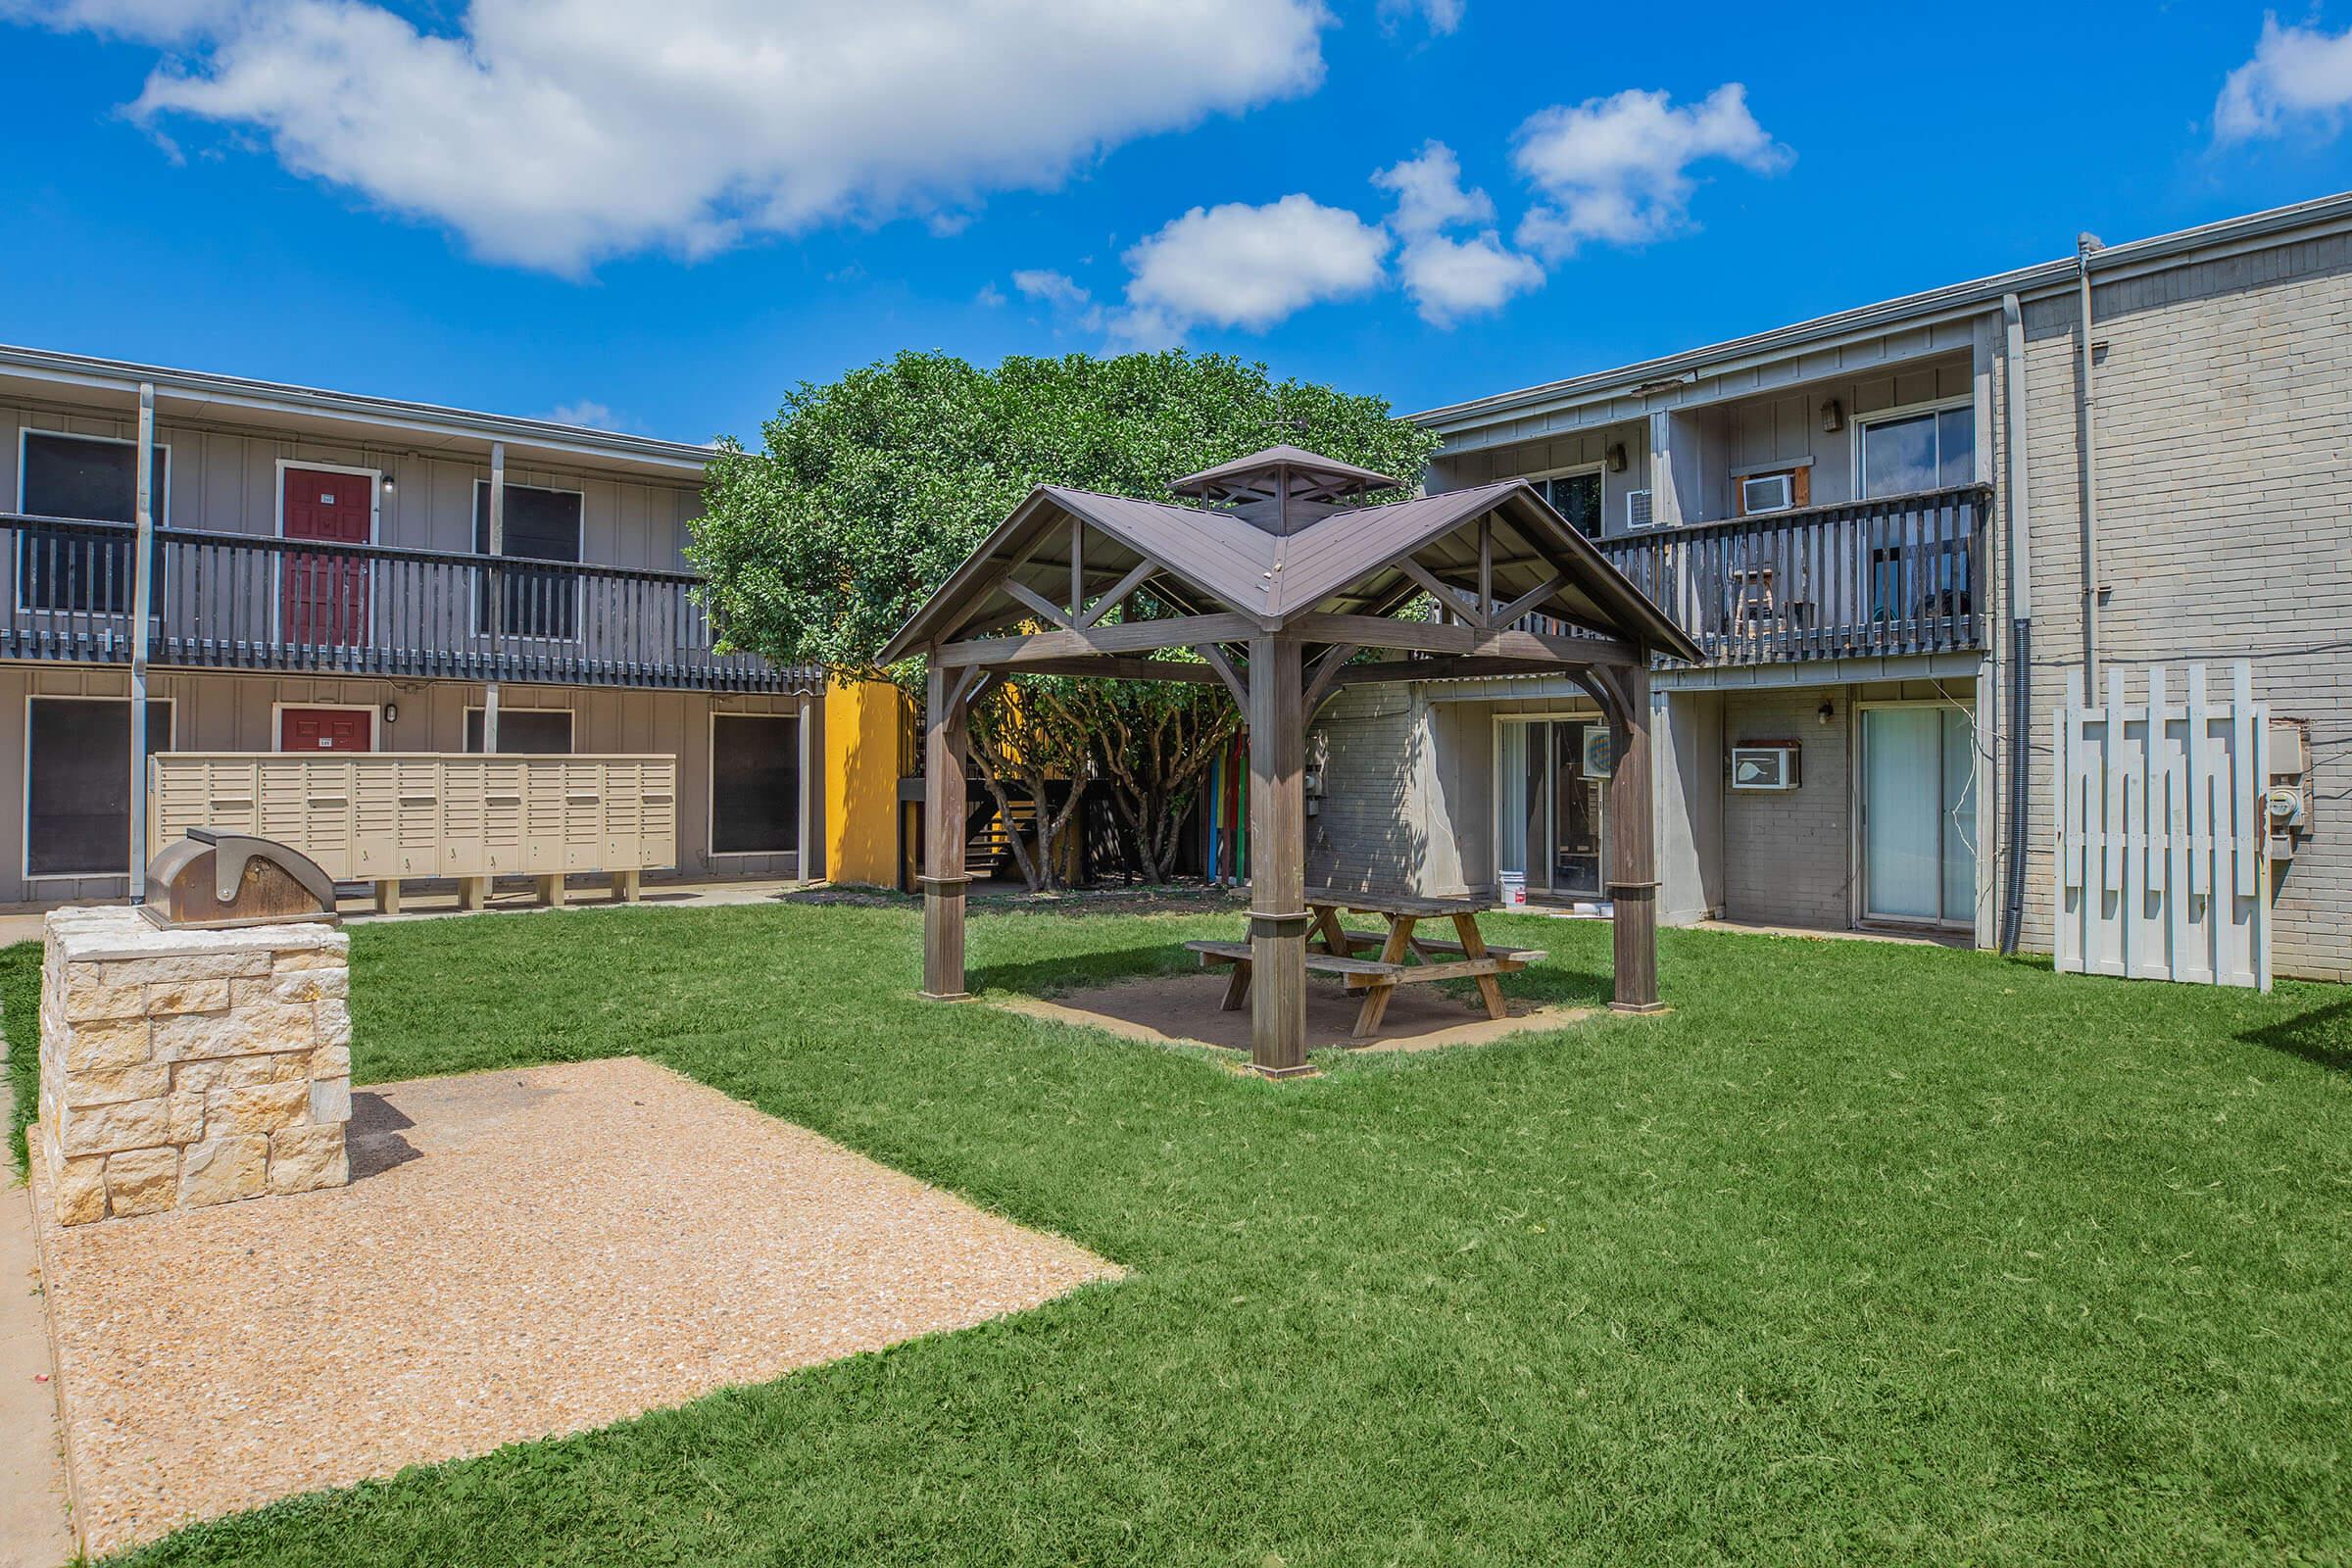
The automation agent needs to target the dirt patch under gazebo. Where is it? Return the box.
[29,1055,1118,1557]
[1002,972,1598,1057]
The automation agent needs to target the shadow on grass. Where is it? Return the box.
[970,943,1205,999]
[2238,998,2352,1074]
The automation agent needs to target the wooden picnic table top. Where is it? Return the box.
[1302,887,1501,918]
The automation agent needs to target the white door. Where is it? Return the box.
[1861,706,1975,926]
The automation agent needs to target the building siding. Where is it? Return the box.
[3,402,703,570]
[0,664,815,907]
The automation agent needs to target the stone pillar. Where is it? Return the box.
[36,907,352,1227]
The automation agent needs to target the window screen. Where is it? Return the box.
[26,698,173,877]
[710,713,800,855]
[465,709,573,754]
[473,482,583,639]
[18,432,169,613]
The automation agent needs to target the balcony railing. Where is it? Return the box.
[0,514,814,693]
[1594,484,1989,665]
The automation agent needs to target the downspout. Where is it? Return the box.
[2074,233,2101,685]
[1999,296,2033,954]
[127,380,156,904]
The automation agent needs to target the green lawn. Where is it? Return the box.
[12,899,2352,1565]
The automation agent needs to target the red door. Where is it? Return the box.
[279,707,373,753]
[282,467,372,646]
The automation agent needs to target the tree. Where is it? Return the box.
[694,349,1441,888]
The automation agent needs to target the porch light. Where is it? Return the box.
[1820,399,1844,434]
[383,703,399,725]
[1817,700,1835,726]
[1605,442,1628,473]
[381,473,397,495]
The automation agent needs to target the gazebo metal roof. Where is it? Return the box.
[891,445,1693,1077]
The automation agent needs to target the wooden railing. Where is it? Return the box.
[1593,484,1990,665]
[0,514,815,693]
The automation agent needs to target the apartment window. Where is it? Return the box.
[26,697,173,878]
[472,481,583,639]
[464,708,573,754]
[1536,470,1603,539]
[1859,406,1974,498]
[17,431,170,613]
[710,712,800,856]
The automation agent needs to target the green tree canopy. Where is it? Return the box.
[691,349,1442,674]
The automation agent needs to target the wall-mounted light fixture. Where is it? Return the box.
[1820,399,1844,434]
[1605,441,1629,474]
[1817,699,1836,726]
[383,703,400,725]
[381,473,397,496]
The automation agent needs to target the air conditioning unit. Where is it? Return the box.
[1625,488,1652,528]
[1730,743,1800,791]
[1740,471,1795,514]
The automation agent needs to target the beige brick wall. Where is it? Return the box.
[2011,236,2352,981]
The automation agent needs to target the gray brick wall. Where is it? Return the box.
[1720,690,1852,928]
[2012,235,2352,981]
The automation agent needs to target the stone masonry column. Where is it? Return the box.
[35,907,352,1226]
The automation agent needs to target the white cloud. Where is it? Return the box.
[974,281,1007,308]
[1113,193,1389,343]
[1011,269,1093,311]
[1373,141,1540,325]
[2216,16,2352,140]
[1375,0,1462,36]
[14,0,1331,273]
[543,399,624,430]
[1510,84,1788,260]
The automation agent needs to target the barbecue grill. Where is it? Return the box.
[140,829,341,930]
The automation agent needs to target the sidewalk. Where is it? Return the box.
[0,1004,74,1568]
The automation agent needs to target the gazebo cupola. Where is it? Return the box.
[879,445,1702,1078]
[1166,444,1403,536]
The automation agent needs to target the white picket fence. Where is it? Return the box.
[2052,662,2271,990]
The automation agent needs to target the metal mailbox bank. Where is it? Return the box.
[149,754,680,911]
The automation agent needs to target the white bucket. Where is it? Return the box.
[1498,870,1528,907]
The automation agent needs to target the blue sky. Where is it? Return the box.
[6,0,2352,447]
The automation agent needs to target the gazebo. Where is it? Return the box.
[876,446,1703,1077]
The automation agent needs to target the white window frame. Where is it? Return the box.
[706,708,807,861]
[269,700,381,753]
[469,477,586,644]
[1851,397,1975,501]
[1489,709,1611,901]
[23,692,178,882]
[462,704,575,754]
[270,458,381,648]
[15,426,174,615]
[1523,461,1607,532]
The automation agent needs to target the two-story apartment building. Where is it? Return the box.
[1309,190,2352,984]
[0,344,827,907]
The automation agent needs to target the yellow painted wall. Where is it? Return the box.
[823,678,911,887]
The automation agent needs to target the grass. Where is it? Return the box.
[9,898,2351,1564]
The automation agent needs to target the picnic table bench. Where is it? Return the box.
[1186,888,1544,1039]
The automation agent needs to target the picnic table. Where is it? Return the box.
[1185,889,1545,1039]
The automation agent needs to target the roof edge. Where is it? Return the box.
[1410,187,2352,432]
[0,341,716,471]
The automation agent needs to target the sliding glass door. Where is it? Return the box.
[1496,717,1607,899]
[1860,705,1976,926]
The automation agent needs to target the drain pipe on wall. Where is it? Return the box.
[1999,295,2033,954]
[2075,233,2102,686]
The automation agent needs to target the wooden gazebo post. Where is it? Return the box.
[1600,663,1663,1012]
[920,660,971,1001]
[1247,633,1311,1074]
